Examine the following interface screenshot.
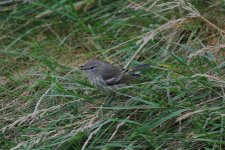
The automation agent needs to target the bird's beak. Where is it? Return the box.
[79,65,85,70]
[79,65,94,70]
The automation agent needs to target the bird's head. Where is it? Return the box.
[79,60,103,75]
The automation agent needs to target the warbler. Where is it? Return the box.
[79,60,146,105]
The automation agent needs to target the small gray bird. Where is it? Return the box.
[79,60,144,105]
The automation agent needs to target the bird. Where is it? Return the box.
[79,60,146,105]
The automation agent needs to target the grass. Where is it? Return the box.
[1,0,225,149]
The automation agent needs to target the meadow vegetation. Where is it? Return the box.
[0,0,225,149]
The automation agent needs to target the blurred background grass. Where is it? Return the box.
[1,0,225,149]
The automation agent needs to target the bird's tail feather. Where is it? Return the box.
[122,64,150,77]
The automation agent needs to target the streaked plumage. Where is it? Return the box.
[79,60,138,92]
[79,60,144,105]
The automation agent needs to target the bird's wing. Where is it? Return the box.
[105,73,123,85]
[100,65,124,85]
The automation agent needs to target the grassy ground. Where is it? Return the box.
[1,0,225,149]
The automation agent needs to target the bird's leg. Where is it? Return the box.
[104,92,116,106]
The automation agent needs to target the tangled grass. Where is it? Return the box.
[1,0,225,149]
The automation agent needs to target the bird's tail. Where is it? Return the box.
[131,64,150,72]
[122,64,150,77]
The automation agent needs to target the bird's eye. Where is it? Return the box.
[79,65,96,70]
[88,66,95,70]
